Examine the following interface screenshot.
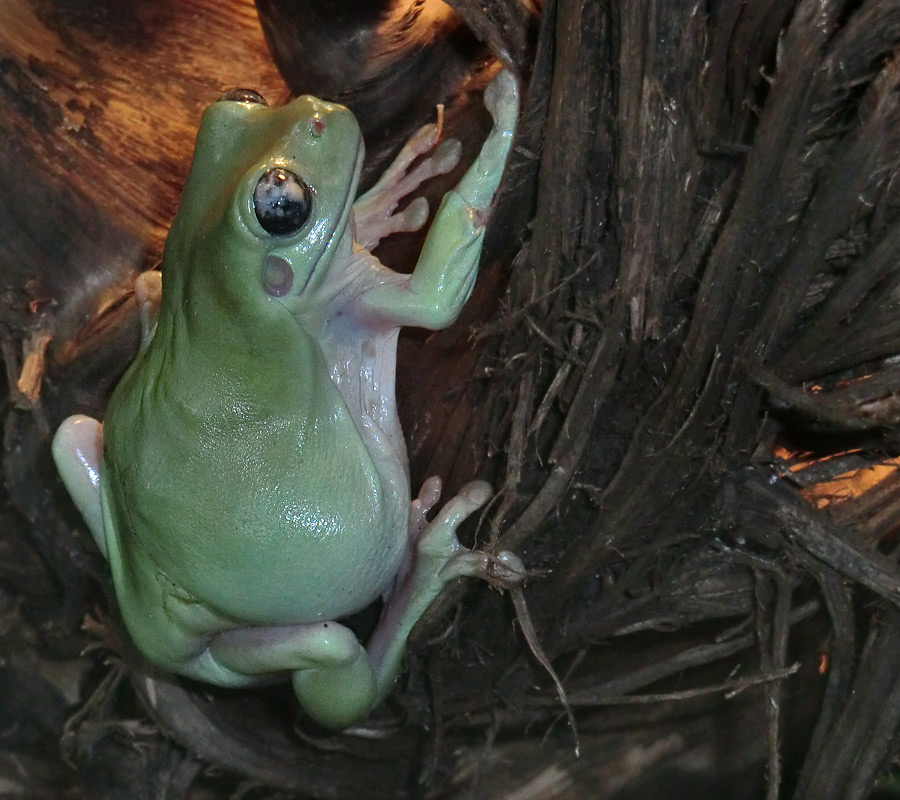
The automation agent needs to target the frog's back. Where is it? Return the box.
[101,327,408,627]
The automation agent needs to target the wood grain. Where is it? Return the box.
[0,0,285,356]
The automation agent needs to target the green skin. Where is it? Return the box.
[53,71,520,729]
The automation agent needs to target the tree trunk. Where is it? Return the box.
[3,0,900,798]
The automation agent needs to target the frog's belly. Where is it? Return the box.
[106,416,409,626]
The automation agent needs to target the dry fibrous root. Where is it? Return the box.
[447,2,900,797]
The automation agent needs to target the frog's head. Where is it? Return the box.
[161,88,363,338]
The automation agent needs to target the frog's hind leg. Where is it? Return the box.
[51,414,106,556]
[366,479,524,704]
[207,623,378,730]
[115,569,380,729]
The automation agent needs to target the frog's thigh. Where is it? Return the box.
[51,415,105,555]
[209,623,378,729]
[107,551,253,686]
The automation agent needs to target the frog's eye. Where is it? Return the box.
[218,88,268,106]
[253,168,313,236]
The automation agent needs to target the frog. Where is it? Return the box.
[52,70,523,730]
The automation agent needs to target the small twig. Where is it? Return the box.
[735,474,900,608]
[751,364,900,430]
[474,260,591,341]
[525,315,586,367]
[787,453,877,488]
[499,310,624,552]
[525,664,800,707]
[763,575,793,800]
[16,329,52,407]
[489,373,534,543]
[510,586,580,757]
[528,322,584,437]
[555,600,818,706]
[793,566,856,799]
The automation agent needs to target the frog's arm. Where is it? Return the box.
[356,70,519,329]
[51,269,159,552]
[51,415,106,556]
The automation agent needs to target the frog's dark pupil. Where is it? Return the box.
[218,88,268,105]
[253,168,312,236]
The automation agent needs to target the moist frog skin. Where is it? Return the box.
[53,71,522,730]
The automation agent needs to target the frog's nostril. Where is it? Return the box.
[261,255,294,298]
[218,88,268,106]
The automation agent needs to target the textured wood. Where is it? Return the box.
[7,0,900,798]
[254,0,479,134]
[2,0,283,254]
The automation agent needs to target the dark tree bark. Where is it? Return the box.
[4,0,900,798]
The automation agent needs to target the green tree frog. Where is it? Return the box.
[53,71,522,729]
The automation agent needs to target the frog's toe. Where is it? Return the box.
[484,69,520,129]
[458,479,492,509]
[416,480,492,560]
[432,138,462,175]
[440,547,526,584]
[401,196,429,231]
[409,475,443,539]
[408,120,441,154]
[417,475,443,504]
[434,479,491,532]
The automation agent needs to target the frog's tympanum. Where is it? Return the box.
[53,71,522,729]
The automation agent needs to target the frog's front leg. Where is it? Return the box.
[352,114,462,251]
[358,70,519,329]
[51,414,106,556]
[52,269,161,552]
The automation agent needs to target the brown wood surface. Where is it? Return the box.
[2,0,284,254]
[6,1,900,799]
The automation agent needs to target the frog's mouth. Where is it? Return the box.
[298,136,365,297]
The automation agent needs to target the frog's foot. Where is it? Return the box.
[52,414,106,555]
[416,480,525,587]
[135,269,162,349]
[367,479,524,702]
[353,112,462,251]
[207,622,378,730]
